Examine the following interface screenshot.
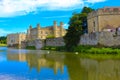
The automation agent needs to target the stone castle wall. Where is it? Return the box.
[21,31,120,49]
[21,37,65,49]
[87,7,120,33]
[79,33,99,45]
[21,39,44,49]
[80,31,120,46]
[45,37,65,46]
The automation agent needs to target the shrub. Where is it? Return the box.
[26,46,36,50]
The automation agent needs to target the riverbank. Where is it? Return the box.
[0,44,7,47]
[42,45,120,54]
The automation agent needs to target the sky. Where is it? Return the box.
[0,0,120,36]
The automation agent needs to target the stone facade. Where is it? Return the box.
[7,21,66,49]
[27,21,66,40]
[21,39,44,49]
[7,33,26,48]
[80,31,120,46]
[45,37,65,46]
[87,7,120,33]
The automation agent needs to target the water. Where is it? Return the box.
[0,47,120,80]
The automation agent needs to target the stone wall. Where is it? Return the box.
[79,32,99,45]
[87,7,120,33]
[21,39,44,49]
[21,31,120,49]
[45,37,65,46]
[80,31,120,46]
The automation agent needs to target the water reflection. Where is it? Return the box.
[1,47,120,80]
[80,58,120,80]
[7,51,64,74]
[65,54,120,80]
[6,49,69,80]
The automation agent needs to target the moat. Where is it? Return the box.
[0,47,120,80]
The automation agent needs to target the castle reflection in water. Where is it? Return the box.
[7,49,120,80]
[7,50,64,74]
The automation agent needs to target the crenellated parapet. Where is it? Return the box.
[88,7,120,19]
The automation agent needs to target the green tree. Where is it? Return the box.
[0,36,7,44]
[64,7,94,51]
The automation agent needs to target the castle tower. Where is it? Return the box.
[27,29,30,40]
[28,25,32,40]
[37,23,41,39]
[37,23,40,29]
[29,25,32,30]
[53,21,57,37]
[60,22,64,37]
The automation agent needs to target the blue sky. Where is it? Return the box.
[0,0,119,36]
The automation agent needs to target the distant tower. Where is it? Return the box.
[28,25,32,40]
[37,23,40,29]
[29,25,32,30]
[60,22,64,37]
[37,23,41,38]
[27,29,30,40]
[53,21,57,37]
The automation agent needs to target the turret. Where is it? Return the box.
[53,21,57,37]
[54,21,57,29]
[60,22,64,37]
[27,29,30,40]
[37,23,40,38]
[37,23,40,29]
[29,25,32,29]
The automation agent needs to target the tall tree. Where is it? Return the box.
[64,7,94,51]
[0,36,7,44]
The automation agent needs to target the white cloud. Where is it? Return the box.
[85,0,106,3]
[0,28,11,36]
[64,23,69,29]
[0,0,107,17]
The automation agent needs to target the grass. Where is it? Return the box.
[41,46,66,51]
[0,44,7,47]
[41,45,120,59]
[77,53,120,59]
[74,45,120,54]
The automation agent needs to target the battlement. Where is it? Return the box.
[88,7,120,19]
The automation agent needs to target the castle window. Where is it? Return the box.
[93,21,95,32]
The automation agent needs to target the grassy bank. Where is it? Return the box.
[77,53,120,59]
[0,44,7,47]
[41,46,66,51]
[74,45,120,54]
[42,45,120,55]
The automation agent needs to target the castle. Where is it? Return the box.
[80,7,120,46]
[87,7,120,33]
[26,21,66,40]
[7,7,120,48]
[7,21,66,48]
[7,33,26,48]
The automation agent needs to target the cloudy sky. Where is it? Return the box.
[0,0,119,36]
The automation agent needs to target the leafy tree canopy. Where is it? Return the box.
[0,36,7,44]
[64,7,94,51]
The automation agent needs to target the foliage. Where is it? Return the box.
[64,7,94,51]
[0,36,7,44]
[0,44,7,47]
[41,46,66,51]
[26,46,36,50]
[46,35,55,39]
[74,45,120,54]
